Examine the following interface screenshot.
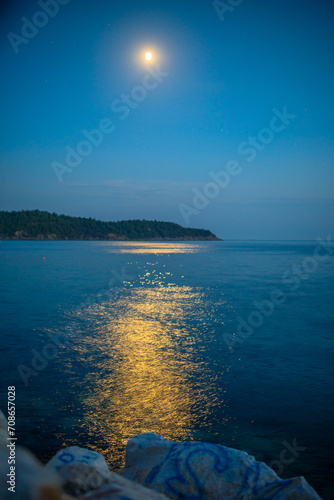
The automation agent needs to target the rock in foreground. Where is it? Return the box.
[119,433,322,500]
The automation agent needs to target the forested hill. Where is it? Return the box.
[0,210,221,241]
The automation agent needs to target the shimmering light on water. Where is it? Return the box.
[64,282,232,468]
[98,241,209,254]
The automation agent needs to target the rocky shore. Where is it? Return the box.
[0,410,322,499]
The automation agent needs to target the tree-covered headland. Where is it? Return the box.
[0,210,221,241]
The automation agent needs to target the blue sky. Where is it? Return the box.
[1,0,333,239]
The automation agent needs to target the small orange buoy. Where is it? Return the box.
[43,257,46,260]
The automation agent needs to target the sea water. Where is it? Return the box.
[0,240,333,498]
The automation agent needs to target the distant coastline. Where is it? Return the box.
[0,210,221,241]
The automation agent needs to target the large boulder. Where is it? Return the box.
[119,433,322,499]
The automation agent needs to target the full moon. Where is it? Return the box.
[145,52,152,61]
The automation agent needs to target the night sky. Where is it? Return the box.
[1,0,333,239]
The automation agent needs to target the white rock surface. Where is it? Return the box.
[46,446,110,475]
[119,433,322,500]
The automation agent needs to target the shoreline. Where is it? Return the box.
[0,237,222,242]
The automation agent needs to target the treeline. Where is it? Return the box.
[0,210,220,240]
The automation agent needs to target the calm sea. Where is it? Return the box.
[0,241,333,498]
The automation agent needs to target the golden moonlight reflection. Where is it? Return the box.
[96,241,209,254]
[64,280,232,470]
